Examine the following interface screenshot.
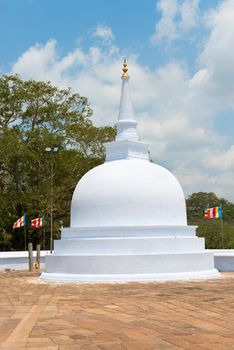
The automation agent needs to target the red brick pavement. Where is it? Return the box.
[0,271,234,349]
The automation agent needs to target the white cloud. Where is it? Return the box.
[198,0,234,109]
[180,0,200,30]
[204,146,234,172]
[9,4,234,201]
[187,68,209,88]
[174,167,234,201]
[92,24,114,45]
[151,0,179,44]
[151,0,200,44]
[12,40,57,80]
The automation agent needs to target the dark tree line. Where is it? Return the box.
[187,192,234,249]
[0,75,115,251]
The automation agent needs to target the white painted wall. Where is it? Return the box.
[0,251,48,271]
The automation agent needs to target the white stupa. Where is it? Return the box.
[41,60,219,282]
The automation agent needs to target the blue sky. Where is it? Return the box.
[0,0,218,70]
[1,0,157,70]
[1,0,234,201]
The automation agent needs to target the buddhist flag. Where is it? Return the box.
[204,206,222,219]
[13,214,26,229]
[31,216,44,229]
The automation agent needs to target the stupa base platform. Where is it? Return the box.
[41,228,219,283]
[41,250,219,283]
[41,269,219,283]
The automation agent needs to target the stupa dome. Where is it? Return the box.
[71,159,187,228]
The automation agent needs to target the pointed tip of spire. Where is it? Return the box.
[122,58,129,78]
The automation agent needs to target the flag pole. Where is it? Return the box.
[24,225,27,251]
[220,217,224,249]
[42,215,45,250]
[24,213,27,251]
[43,226,45,250]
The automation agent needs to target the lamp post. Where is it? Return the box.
[45,147,59,253]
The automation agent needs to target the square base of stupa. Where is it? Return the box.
[41,226,219,282]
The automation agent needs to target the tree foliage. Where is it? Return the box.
[1,75,234,252]
[0,75,115,251]
[186,192,234,249]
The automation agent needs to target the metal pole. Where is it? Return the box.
[43,226,45,250]
[220,217,224,249]
[24,226,27,251]
[36,244,40,269]
[50,158,53,254]
[28,242,33,271]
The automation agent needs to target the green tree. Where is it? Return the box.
[186,192,234,249]
[0,75,24,128]
[0,75,115,251]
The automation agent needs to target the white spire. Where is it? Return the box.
[116,59,138,141]
[118,60,134,121]
[104,60,150,162]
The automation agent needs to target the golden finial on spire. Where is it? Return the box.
[122,58,129,78]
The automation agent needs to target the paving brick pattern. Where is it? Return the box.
[0,271,234,349]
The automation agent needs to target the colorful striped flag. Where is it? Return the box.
[13,214,26,229]
[31,216,44,229]
[204,206,222,219]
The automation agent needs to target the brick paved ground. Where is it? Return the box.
[0,271,234,350]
